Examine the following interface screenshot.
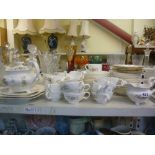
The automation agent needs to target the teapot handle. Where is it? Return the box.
[149,77,155,87]
[28,59,40,81]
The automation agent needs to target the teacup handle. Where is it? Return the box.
[149,77,155,87]
[45,89,52,100]
[151,89,155,98]
[85,64,89,70]
[84,84,90,91]
[83,92,90,100]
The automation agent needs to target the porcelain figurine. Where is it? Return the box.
[2,59,40,93]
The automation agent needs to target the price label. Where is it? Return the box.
[24,107,41,114]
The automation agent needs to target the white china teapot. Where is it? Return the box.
[2,58,40,93]
[126,77,155,105]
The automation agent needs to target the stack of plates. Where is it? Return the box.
[111,71,141,83]
[112,64,143,74]
[111,65,144,84]
[0,84,45,103]
[84,71,110,84]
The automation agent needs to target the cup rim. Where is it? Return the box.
[63,91,88,95]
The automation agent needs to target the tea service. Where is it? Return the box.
[91,77,126,92]
[44,72,67,102]
[62,80,90,93]
[125,77,155,105]
[91,77,126,104]
[65,71,84,81]
[0,44,41,93]
[63,91,90,104]
[45,83,62,102]
[43,72,67,83]
[2,59,40,93]
[62,79,90,104]
[44,71,91,103]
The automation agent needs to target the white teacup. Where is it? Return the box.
[91,83,114,104]
[65,71,84,81]
[91,77,126,94]
[85,64,102,72]
[62,80,90,92]
[63,91,90,104]
[91,77,126,104]
[44,72,66,83]
[94,77,126,88]
[45,83,61,101]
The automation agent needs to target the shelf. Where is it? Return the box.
[21,52,125,57]
[0,96,154,116]
[57,52,125,56]
[134,45,155,49]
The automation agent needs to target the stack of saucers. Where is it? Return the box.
[0,84,44,103]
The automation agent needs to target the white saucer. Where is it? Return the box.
[0,84,45,98]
